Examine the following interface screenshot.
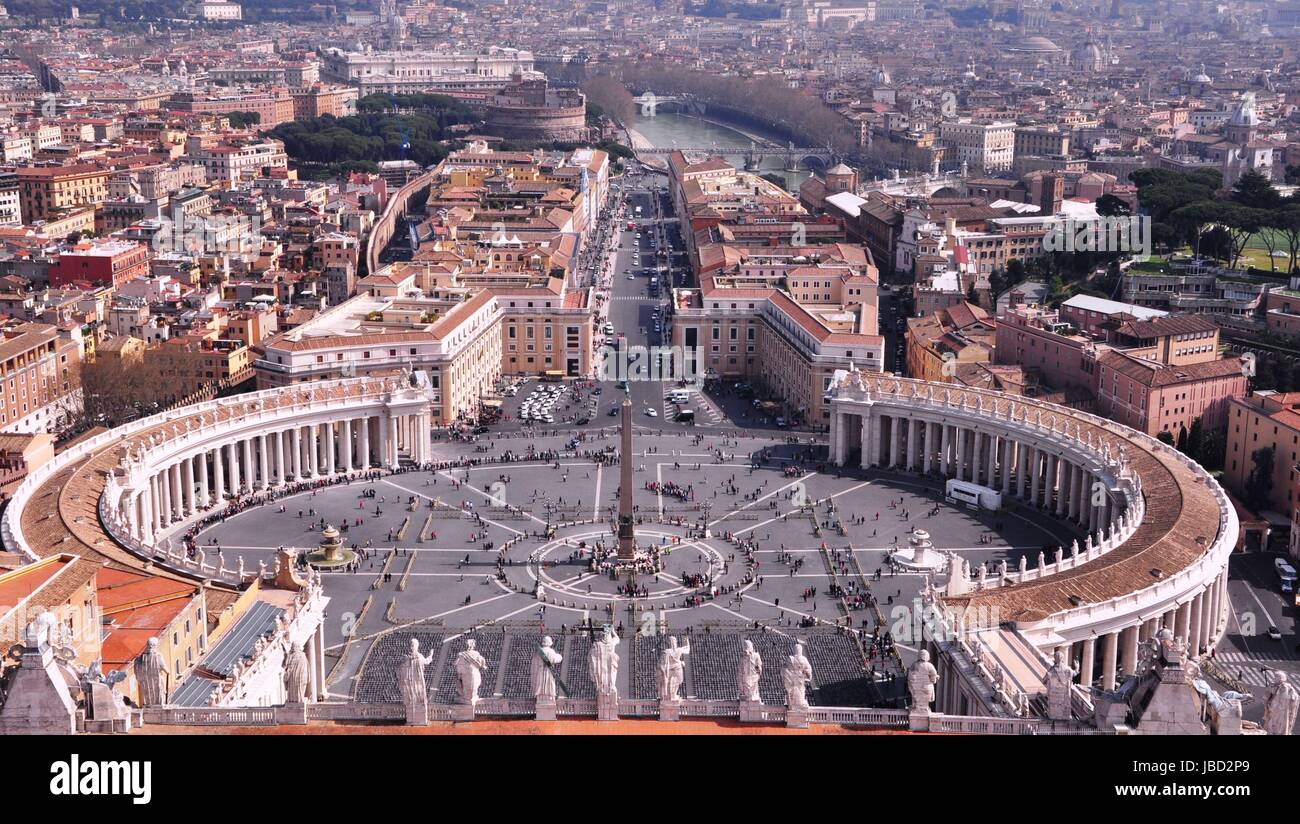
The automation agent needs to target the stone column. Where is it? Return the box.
[242,438,254,492]
[416,413,431,465]
[313,622,327,700]
[888,415,900,468]
[1120,625,1139,676]
[305,629,319,701]
[198,451,210,509]
[1016,442,1028,501]
[1205,580,1218,651]
[158,470,171,526]
[388,415,400,468]
[359,417,371,469]
[1087,479,1098,533]
[181,458,194,517]
[228,442,240,495]
[213,445,225,502]
[1001,438,1013,496]
[907,417,919,471]
[1101,631,1118,691]
[341,419,354,473]
[1175,601,1191,644]
[1079,636,1095,687]
[292,428,303,480]
[126,491,140,539]
[1066,463,1079,522]
[971,431,984,486]
[323,422,336,476]
[940,424,951,476]
[1027,448,1040,506]
[258,434,269,490]
[306,424,318,478]
[141,488,154,544]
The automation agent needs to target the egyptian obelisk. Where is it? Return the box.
[617,395,635,559]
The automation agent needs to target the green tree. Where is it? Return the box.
[1095,194,1132,217]
[1245,445,1276,512]
[1184,416,1204,463]
[1230,168,1283,210]
[225,111,262,130]
[1201,428,1227,471]
[1272,205,1300,275]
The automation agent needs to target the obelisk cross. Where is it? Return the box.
[617,396,636,560]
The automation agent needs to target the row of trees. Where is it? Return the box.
[582,75,635,123]
[1159,416,1228,473]
[619,62,858,153]
[1133,168,1300,272]
[266,95,476,170]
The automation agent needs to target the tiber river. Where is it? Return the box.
[628,111,812,190]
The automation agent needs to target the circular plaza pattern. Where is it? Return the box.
[0,373,1237,711]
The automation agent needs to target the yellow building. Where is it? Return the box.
[16,163,109,224]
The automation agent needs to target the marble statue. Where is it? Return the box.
[133,637,166,707]
[1263,669,1300,736]
[655,636,691,702]
[781,642,814,710]
[589,626,620,698]
[24,610,56,650]
[530,636,563,700]
[907,649,939,711]
[1045,648,1075,721]
[455,639,488,705]
[737,639,763,702]
[398,638,434,714]
[282,640,310,704]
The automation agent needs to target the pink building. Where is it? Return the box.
[994,305,1097,396]
[1094,350,1246,437]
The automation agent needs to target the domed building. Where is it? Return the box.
[1072,40,1104,73]
[1004,34,1063,57]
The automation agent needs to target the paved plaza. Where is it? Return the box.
[194,426,1080,707]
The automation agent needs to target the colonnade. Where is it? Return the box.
[834,410,1118,536]
[1058,568,1230,690]
[830,400,1232,690]
[120,410,432,545]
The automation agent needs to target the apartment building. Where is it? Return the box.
[255,285,505,425]
[16,163,109,223]
[147,335,250,396]
[0,321,83,433]
[938,120,1015,173]
[904,301,996,383]
[1095,349,1245,437]
[164,89,296,128]
[671,277,883,427]
[319,46,534,95]
[186,138,288,185]
[0,172,19,226]
[48,239,151,289]
[1225,391,1300,526]
[1013,125,1071,159]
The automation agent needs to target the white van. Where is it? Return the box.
[670,389,691,405]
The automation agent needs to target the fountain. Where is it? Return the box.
[307,524,357,570]
[892,529,946,572]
